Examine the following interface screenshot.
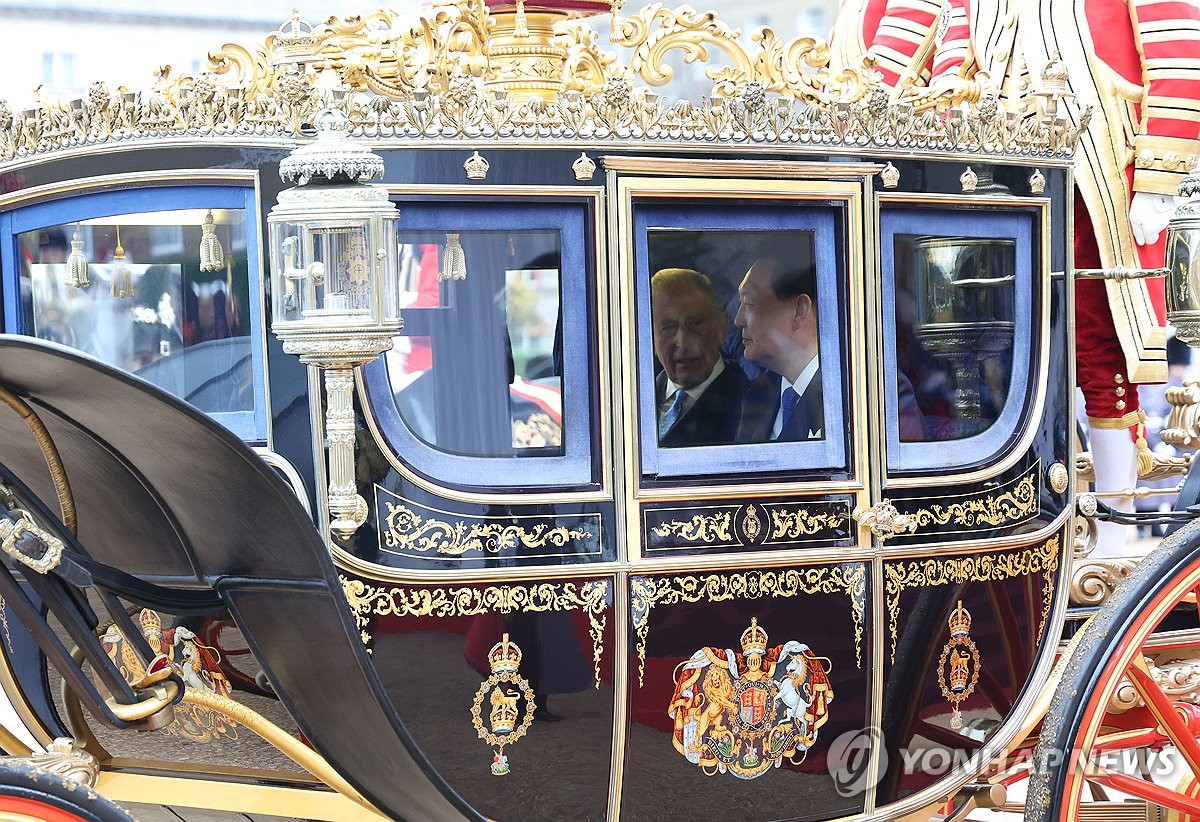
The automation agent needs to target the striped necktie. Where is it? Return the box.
[659,389,688,438]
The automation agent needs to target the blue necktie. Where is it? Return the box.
[780,386,799,432]
[659,389,687,438]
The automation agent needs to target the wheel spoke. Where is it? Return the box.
[1126,664,1200,776]
[1091,766,1200,815]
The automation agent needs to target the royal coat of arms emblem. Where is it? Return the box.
[667,618,833,779]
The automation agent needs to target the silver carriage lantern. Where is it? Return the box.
[1167,171,1200,346]
[268,108,401,541]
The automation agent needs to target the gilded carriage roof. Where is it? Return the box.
[0,1,1087,165]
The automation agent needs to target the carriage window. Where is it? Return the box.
[634,202,847,479]
[882,209,1035,473]
[385,231,564,457]
[361,199,593,490]
[892,236,1015,441]
[3,188,266,441]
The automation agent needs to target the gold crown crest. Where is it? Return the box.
[488,633,523,674]
[948,601,972,638]
[270,10,318,65]
[138,608,163,638]
[464,151,490,181]
[740,617,768,656]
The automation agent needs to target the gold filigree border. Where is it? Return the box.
[629,564,866,686]
[883,536,1061,664]
[904,469,1039,535]
[381,500,595,557]
[768,506,850,541]
[340,576,609,687]
[645,501,851,552]
[649,511,733,543]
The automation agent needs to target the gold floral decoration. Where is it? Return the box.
[341,576,609,687]
[629,564,866,685]
[650,511,733,542]
[883,535,1061,664]
[647,501,849,551]
[382,501,593,556]
[905,471,1038,533]
[770,507,849,540]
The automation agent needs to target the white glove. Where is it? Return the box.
[1129,191,1184,246]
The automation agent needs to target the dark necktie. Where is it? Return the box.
[659,389,687,438]
[780,386,799,432]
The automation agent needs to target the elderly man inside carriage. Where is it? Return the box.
[651,267,749,446]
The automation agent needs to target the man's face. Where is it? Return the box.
[735,261,800,374]
[652,285,725,388]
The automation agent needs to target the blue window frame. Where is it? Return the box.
[361,198,596,490]
[634,202,847,477]
[0,185,267,441]
[881,208,1036,473]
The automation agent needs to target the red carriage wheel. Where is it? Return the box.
[1027,520,1200,820]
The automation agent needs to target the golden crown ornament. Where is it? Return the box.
[572,152,597,181]
[464,151,490,180]
[881,162,900,189]
[740,616,768,656]
[471,633,535,775]
[937,601,981,730]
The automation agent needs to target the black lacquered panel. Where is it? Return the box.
[343,571,615,822]
[622,562,870,821]
[875,531,1063,804]
[341,467,616,570]
[641,495,854,558]
[879,459,1050,547]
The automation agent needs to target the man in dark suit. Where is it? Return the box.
[651,268,748,447]
[734,256,823,442]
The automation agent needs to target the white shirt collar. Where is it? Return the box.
[781,354,819,400]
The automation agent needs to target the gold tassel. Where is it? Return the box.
[1134,421,1154,478]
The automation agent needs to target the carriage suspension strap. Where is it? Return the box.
[0,386,75,534]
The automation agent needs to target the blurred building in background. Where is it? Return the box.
[0,0,837,109]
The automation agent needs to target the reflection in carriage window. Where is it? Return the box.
[892,235,1016,442]
[17,210,254,419]
[385,230,564,458]
[647,230,824,447]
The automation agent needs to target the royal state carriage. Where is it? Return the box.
[0,2,1196,821]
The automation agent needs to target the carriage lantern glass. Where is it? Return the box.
[1167,171,1200,346]
[267,107,402,542]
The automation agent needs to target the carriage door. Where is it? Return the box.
[866,186,1067,807]
[611,162,877,820]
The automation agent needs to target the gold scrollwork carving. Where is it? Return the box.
[1069,559,1137,607]
[907,472,1038,532]
[382,502,593,556]
[769,507,848,540]
[629,565,866,686]
[1110,656,1200,714]
[340,577,609,687]
[0,5,1086,164]
[650,511,733,543]
[883,536,1061,664]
